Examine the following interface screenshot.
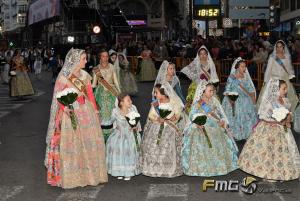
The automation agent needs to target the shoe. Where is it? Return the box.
[124,177,131,181]
[117,177,123,180]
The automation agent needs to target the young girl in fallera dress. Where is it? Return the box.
[222,57,258,140]
[106,94,141,181]
[140,83,184,178]
[239,79,300,182]
[182,81,239,176]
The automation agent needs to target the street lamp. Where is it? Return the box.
[67,36,75,43]
[93,25,101,34]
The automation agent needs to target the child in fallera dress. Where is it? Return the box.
[222,57,258,140]
[182,81,239,176]
[140,83,184,178]
[106,94,142,181]
[238,79,300,182]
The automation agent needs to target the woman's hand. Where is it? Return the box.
[284,113,292,128]
[130,127,138,132]
[169,115,177,122]
[251,95,256,105]
[157,117,165,124]
[196,125,204,129]
[218,120,226,129]
[64,107,72,116]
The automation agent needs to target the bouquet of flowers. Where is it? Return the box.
[272,107,290,132]
[192,113,212,148]
[56,88,78,130]
[10,71,16,76]
[210,79,220,88]
[125,111,141,151]
[227,92,239,117]
[157,103,173,145]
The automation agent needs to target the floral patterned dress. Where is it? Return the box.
[182,98,239,176]
[222,75,258,140]
[238,98,300,181]
[106,105,141,177]
[46,70,108,188]
[140,100,183,178]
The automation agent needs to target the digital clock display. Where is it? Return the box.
[196,8,220,17]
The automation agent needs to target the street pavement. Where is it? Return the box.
[0,71,299,201]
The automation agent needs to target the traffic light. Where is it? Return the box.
[269,5,280,27]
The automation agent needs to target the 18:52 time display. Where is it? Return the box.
[197,8,220,17]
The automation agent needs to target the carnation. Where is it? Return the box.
[192,113,206,122]
[272,107,290,122]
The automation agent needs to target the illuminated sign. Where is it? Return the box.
[258,32,270,37]
[196,8,220,17]
[193,4,221,19]
[126,20,146,26]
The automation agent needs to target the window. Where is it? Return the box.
[285,0,290,10]
[281,0,285,10]
[18,16,25,24]
[291,0,296,11]
[18,5,27,13]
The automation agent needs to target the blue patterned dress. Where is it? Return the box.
[182,98,238,176]
[106,105,141,177]
[222,75,258,140]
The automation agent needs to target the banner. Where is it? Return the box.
[28,0,60,25]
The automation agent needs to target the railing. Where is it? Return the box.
[126,56,300,91]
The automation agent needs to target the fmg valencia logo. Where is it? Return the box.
[202,177,292,194]
[202,177,258,194]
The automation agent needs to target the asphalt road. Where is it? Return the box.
[0,72,299,201]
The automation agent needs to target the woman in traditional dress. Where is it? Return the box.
[106,94,141,181]
[118,53,138,95]
[239,79,300,181]
[182,81,239,176]
[10,50,34,98]
[222,57,258,140]
[137,50,157,82]
[152,61,189,132]
[155,61,185,104]
[257,40,298,112]
[140,83,184,178]
[109,51,121,88]
[92,50,121,142]
[181,45,219,113]
[45,48,108,189]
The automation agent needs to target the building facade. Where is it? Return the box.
[0,0,29,46]
[280,0,300,36]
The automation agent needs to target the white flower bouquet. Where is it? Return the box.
[10,71,16,76]
[56,88,79,130]
[125,111,141,151]
[272,107,290,132]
